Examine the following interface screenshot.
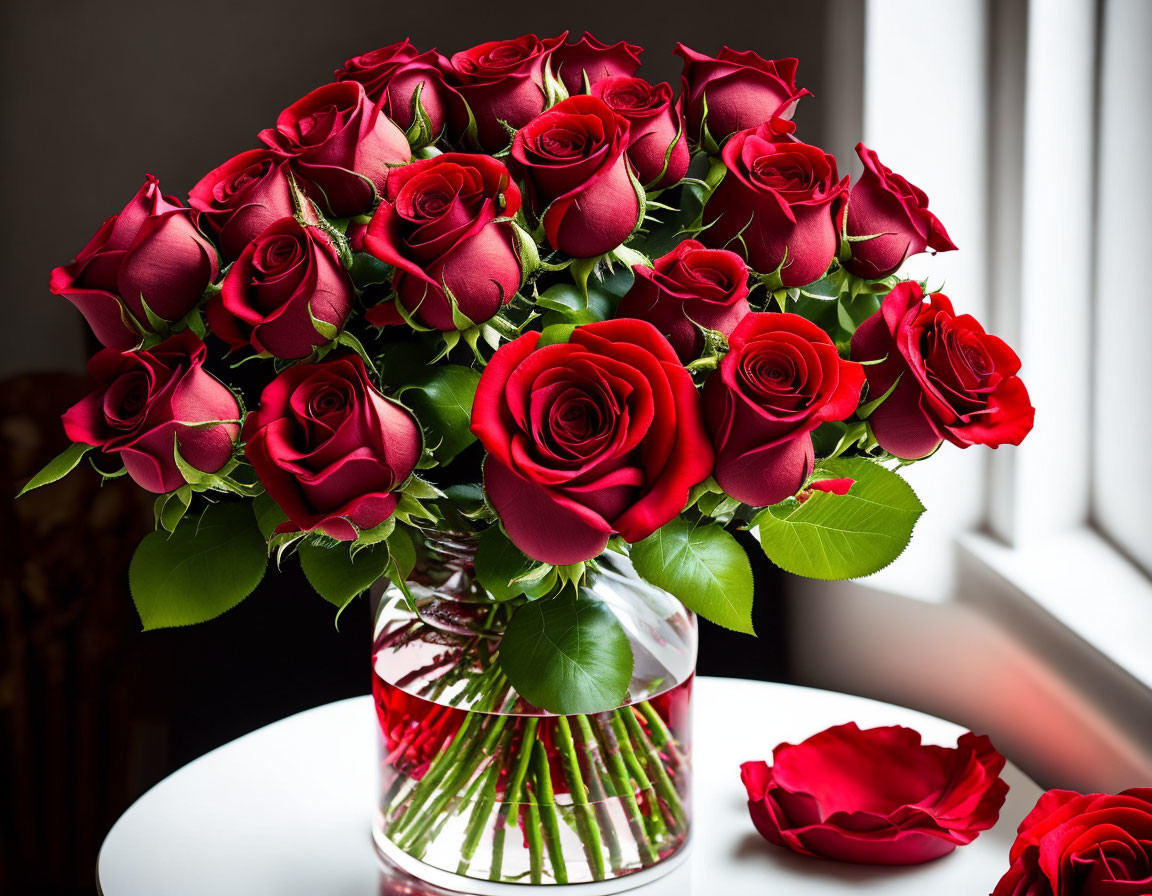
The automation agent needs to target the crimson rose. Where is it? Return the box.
[259,81,410,217]
[363,153,523,331]
[616,240,750,361]
[844,143,957,279]
[676,45,806,147]
[206,217,353,359]
[742,723,1008,865]
[444,33,566,152]
[49,175,218,350]
[702,126,845,286]
[591,76,689,189]
[993,789,1152,896]
[851,282,1035,459]
[61,331,239,494]
[470,319,713,565]
[188,148,296,261]
[335,40,462,140]
[243,355,421,541]
[511,95,641,258]
[705,313,863,506]
[551,33,643,96]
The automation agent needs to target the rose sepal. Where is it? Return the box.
[16,442,93,496]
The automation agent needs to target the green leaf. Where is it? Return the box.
[299,541,390,608]
[475,525,542,601]
[499,590,633,714]
[253,492,288,540]
[129,502,268,629]
[17,443,92,496]
[395,365,480,464]
[155,486,193,534]
[537,323,575,347]
[756,457,925,580]
[386,527,417,581]
[347,252,392,288]
[631,519,755,634]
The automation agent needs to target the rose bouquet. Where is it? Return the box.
[25,31,1034,890]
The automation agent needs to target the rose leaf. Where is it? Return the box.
[756,457,924,580]
[499,589,633,714]
[631,518,755,635]
[129,501,268,630]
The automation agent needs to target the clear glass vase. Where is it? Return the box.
[371,532,696,893]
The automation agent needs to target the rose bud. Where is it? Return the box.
[363,153,523,331]
[675,44,808,147]
[510,95,640,258]
[742,723,1008,865]
[206,217,353,360]
[443,33,567,153]
[705,313,863,507]
[843,143,957,279]
[49,175,218,350]
[471,319,713,565]
[60,331,239,494]
[591,76,689,189]
[851,282,1035,460]
[551,32,643,96]
[616,240,750,361]
[259,81,411,217]
[188,149,296,261]
[701,126,847,286]
[243,354,421,541]
[335,40,463,140]
[993,788,1152,896]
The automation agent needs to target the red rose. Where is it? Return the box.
[705,313,863,506]
[844,143,957,279]
[701,126,846,286]
[675,45,807,147]
[188,149,296,261]
[551,32,643,96]
[851,282,1035,460]
[470,319,713,565]
[362,153,523,331]
[243,355,421,541]
[993,789,1152,896]
[616,240,750,361]
[206,217,353,359]
[335,40,462,140]
[60,331,239,494]
[259,81,411,217]
[510,95,641,258]
[591,76,689,189]
[444,33,566,153]
[50,175,218,349]
[742,723,1008,865]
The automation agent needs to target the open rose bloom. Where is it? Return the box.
[30,31,1037,892]
[741,723,1010,865]
[993,789,1152,895]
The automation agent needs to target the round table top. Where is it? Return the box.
[97,677,1041,895]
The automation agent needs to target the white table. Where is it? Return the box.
[97,677,1041,895]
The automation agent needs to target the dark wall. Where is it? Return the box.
[0,3,830,893]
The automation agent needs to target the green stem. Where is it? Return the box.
[397,713,508,850]
[621,706,687,830]
[609,712,668,843]
[555,715,607,880]
[455,742,505,875]
[582,715,658,865]
[491,717,538,881]
[532,740,568,884]
[574,715,625,874]
[524,781,544,884]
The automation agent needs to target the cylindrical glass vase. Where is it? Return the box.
[371,533,696,893]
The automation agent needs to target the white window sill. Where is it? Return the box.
[957,528,1152,695]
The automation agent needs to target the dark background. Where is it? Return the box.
[0,2,837,893]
